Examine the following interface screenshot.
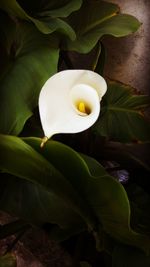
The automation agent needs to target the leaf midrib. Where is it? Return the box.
[81,12,117,35]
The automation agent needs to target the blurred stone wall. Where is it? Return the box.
[104,0,150,94]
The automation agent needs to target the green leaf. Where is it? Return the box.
[112,245,150,267]
[0,173,85,229]
[0,254,16,267]
[80,154,150,254]
[33,17,76,40]
[23,137,91,197]
[94,81,150,142]
[0,15,59,135]
[1,135,150,253]
[23,138,150,254]
[64,1,141,53]
[0,134,94,229]
[0,0,30,20]
[25,0,83,18]
[0,0,77,40]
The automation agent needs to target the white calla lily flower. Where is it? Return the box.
[39,70,107,147]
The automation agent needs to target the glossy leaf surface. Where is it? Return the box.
[24,138,150,253]
[64,1,141,53]
[0,135,150,253]
[0,134,94,228]
[0,14,59,135]
[18,0,83,18]
[0,173,85,229]
[0,0,78,39]
[80,153,150,254]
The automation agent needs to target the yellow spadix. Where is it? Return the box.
[39,70,107,147]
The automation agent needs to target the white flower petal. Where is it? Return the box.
[39,70,107,144]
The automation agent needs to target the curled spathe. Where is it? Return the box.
[39,70,107,147]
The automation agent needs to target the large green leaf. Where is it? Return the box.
[0,0,77,40]
[23,137,92,197]
[0,134,94,228]
[0,173,85,229]
[18,0,83,18]
[0,14,59,135]
[80,154,150,254]
[32,17,76,39]
[0,254,16,267]
[1,135,150,252]
[112,245,150,267]
[23,137,150,254]
[64,1,141,53]
[94,81,150,142]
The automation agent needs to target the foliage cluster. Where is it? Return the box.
[0,1,150,266]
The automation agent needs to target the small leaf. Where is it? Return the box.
[0,15,59,135]
[94,81,150,142]
[64,1,141,53]
[0,254,16,267]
